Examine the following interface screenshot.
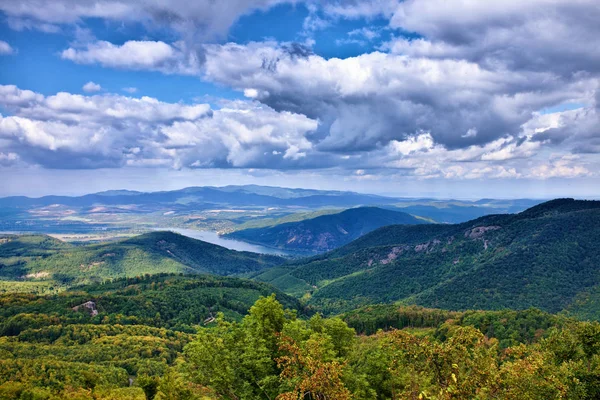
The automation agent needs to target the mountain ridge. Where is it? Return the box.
[253,199,600,314]
[0,231,285,289]
[226,206,427,254]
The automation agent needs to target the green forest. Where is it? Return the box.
[0,232,284,291]
[2,290,600,399]
[254,199,600,314]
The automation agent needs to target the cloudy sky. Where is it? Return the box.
[0,0,599,198]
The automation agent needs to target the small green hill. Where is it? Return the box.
[226,206,427,254]
[0,231,285,289]
[254,199,600,314]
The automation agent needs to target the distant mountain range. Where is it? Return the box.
[0,185,545,239]
[0,185,542,216]
[226,207,428,254]
[252,199,600,315]
[0,185,399,209]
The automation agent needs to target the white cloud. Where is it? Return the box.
[389,133,435,156]
[62,40,202,75]
[0,152,19,166]
[3,0,600,183]
[348,27,381,41]
[529,157,591,179]
[0,40,14,55]
[387,0,600,76]
[462,128,478,139]
[321,0,399,19]
[0,0,293,38]
[5,17,61,33]
[0,85,318,170]
[202,41,594,153]
[82,81,101,92]
[122,87,138,93]
[243,88,259,98]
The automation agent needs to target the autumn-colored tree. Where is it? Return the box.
[277,334,352,400]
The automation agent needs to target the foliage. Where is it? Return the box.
[0,274,301,335]
[2,288,600,398]
[182,296,600,399]
[258,199,600,315]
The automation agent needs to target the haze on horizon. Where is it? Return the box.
[0,0,599,199]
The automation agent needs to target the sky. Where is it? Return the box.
[0,0,599,198]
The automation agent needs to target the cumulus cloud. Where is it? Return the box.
[529,156,591,179]
[320,0,399,19]
[0,152,19,166]
[62,40,202,75]
[388,0,600,76]
[82,81,101,92]
[0,85,317,170]
[0,0,294,38]
[4,0,600,182]
[0,40,14,55]
[5,17,61,33]
[202,41,595,152]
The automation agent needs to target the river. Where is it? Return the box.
[153,227,289,256]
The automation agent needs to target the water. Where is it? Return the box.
[154,227,289,256]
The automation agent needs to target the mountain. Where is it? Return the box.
[0,185,399,209]
[387,199,543,223]
[253,199,600,314]
[226,207,428,254]
[0,185,543,239]
[0,231,285,289]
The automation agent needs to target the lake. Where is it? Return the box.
[153,227,289,256]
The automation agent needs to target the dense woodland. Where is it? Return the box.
[2,292,600,399]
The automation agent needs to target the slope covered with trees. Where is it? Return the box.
[227,207,427,254]
[254,199,600,314]
[3,292,600,399]
[0,231,284,290]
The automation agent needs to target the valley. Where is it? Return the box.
[1,193,599,399]
[0,185,542,256]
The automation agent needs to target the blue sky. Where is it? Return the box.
[0,0,599,198]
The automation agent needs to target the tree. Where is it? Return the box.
[138,375,160,400]
[277,334,352,400]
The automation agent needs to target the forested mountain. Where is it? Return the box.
[0,231,284,289]
[226,207,427,254]
[253,199,600,314]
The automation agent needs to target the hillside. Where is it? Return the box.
[0,274,300,399]
[0,231,285,289]
[226,207,427,254]
[3,277,599,399]
[254,199,600,314]
[0,274,301,334]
